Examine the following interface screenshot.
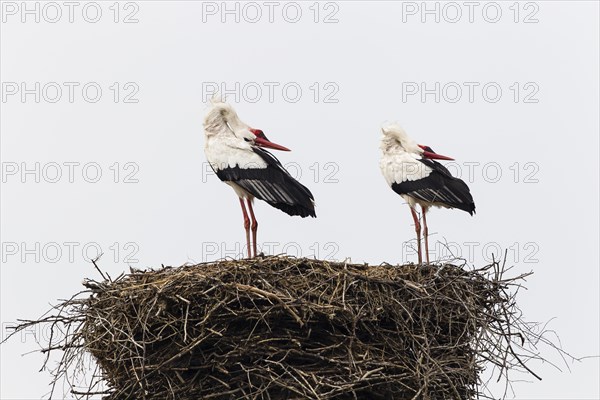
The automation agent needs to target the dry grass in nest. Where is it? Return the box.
[6,256,555,399]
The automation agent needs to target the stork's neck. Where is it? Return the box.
[381,137,404,155]
[380,135,423,158]
[205,112,246,138]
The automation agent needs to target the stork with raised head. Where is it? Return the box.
[379,123,475,264]
[203,98,316,258]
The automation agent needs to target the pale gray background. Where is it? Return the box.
[1,1,598,399]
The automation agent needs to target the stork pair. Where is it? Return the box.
[204,99,475,264]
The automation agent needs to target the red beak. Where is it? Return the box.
[418,144,454,161]
[250,128,291,152]
[254,137,291,151]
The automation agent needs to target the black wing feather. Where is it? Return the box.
[391,158,475,215]
[214,147,316,218]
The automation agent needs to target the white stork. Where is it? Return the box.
[203,98,316,258]
[379,123,475,264]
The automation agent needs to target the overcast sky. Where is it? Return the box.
[1,1,599,399]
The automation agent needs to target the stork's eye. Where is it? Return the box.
[244,138,251,142]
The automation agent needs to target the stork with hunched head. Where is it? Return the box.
[379,123,475,264]
[204,98,316,258]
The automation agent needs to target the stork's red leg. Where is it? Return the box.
[421,205,429,264]
[246,199,258,258]
[410,206,422,265]
[239,198,251,258]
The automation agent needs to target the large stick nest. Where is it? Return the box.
[8,256,546,399]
